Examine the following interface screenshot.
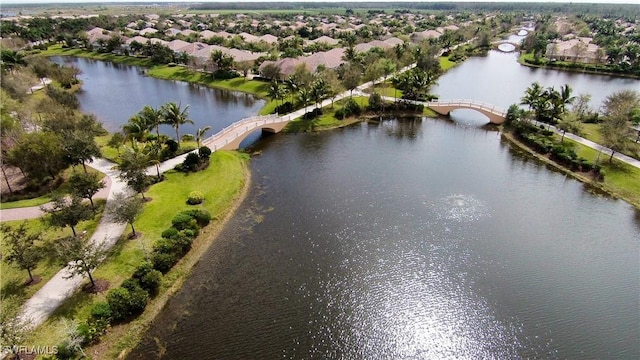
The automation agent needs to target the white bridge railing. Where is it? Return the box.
[202,114,283,151]
[427,99,507,117]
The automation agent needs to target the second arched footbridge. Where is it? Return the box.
[426,99,508,124]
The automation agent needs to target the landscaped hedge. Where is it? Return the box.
[71,208,213,350]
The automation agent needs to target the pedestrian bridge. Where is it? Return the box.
[201,114,287,151]
[200,98,507,153]
[426,99,507,124]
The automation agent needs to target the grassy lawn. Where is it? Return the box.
[146,65,270,98]
[26,151,248,354]
[565,138,640,206]
[0,194,53,210]
[0,200,106,315]
[579,122,639,160]
[285,96,369,132]
[440,56,457,71]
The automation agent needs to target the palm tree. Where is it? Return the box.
[268,80,284,107]
[138,105,163,140]
[520,82,544,121]
[122,115,149,145]
[285,75,299,104]
[196,126,211,148]
[161,102,193,147]
[311,78,328,109]
[558,84,575,114]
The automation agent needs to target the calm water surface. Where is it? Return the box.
[59,51,639,359]
[130,117,639,359]
[51,57,265,135]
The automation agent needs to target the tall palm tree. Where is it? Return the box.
[520,82,545,121]
[268,81,284,107]
[138,105,163,140]
[161,102,193,147]
[558,84,575,114]
[122,115,149,145]
[285,75,299,104]
[196,126,211,148]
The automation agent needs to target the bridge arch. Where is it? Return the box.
[427,100,507,125]
[202,115,288,151]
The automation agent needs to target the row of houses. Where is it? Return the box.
[258,37,406,80]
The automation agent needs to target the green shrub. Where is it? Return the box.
[198,146,212,159]
[334,109,345,120]
[368,93,383,111]
[54,340,81,359]
[344,98,362,116]
[187,191,205,205]
[106,285,149,322]
[90,301,112,322]
[182,152,201,172]
[172,212,195,230]
[151,251,179,274]
[184,209,212,226]
[139,269,163,295]
[161,227,179,239]
[78,317,109,346]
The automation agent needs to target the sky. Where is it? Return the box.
[1,0,637,4]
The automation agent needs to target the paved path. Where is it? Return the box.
[0,169,112,221]
[15,158,130,328]
[532,121,640,169]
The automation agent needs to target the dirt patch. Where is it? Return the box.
[83,278,110,294]
[24,275,42,286]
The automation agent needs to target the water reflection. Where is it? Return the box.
[50,56,265,135]
[380,116,423,140]
[130,116,639,359]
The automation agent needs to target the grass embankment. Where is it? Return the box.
[26,151,249,358]
[518,52,640,79]
[0,200,106,314]
[284,96,369,132]
[503,131,640,208]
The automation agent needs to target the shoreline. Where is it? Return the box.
[501,131,640,210]
[87,159,253,358]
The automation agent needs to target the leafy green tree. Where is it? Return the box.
[600,90,639,161]
[137,105,164,140]
[210,50,234,73]
[7,131,67,183]
[55,235,107,289]
[118,145,151,199]
[68,172,105,208]
[161,102,193,146]
[107,132,125,155]
[122,114,151,145]
[556,112,582,142]
[42,195,94,237]
[1,222,44,283]
[107,192,144,238]
[340,62,362,97]
[64,130,101,173]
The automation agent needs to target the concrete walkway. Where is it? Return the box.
[0,169,113,221]
[532,121,640,169]
[14,158,130,328]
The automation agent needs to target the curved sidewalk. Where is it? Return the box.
[15,158,130,328]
